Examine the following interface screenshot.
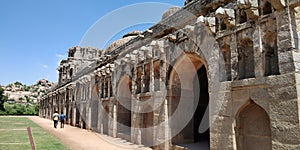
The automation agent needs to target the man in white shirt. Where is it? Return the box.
[52,111,59,128]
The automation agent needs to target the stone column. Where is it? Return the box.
[67,88,72,124]
[132,65,137,94]
[108,77,111,98]
[87,76,92,130]
[150,60,154,92]
[231,33,238,80]
[130,54,142,144]
[276,8,296,74]
[64,90,67,116]
[103,78,107,98]
[160,53,167,90]
[141,65,145,93]
[253,21,264,77]
[72,100,77,126]
[72,85,77,126]
[97,99,103,133]
[79,84,84,128]
[49,95,52,119]
[108,101,116,137]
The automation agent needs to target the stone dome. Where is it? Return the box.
[162,6,181,20]
[105,31,140,53]
[123,31,141,38]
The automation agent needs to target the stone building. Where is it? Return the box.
[40,0,300,149]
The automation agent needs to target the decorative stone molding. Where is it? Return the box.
[215,7,236,28]
[237,0,259,19]
[197,16,216,33]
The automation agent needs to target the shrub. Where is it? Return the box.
[2,102,39,115]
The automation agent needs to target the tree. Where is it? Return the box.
[0,86,6,111]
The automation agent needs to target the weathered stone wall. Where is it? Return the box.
[40,0,300,149]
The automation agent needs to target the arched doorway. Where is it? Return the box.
[116,75,132,140]
[236,100,271,150]
[193,66,209,144]
[169,53,210,149]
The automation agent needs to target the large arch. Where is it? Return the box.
[235,100,272,150]
[168,53,210,149]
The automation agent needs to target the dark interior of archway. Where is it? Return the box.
[117,77,132,135]
[193,65,209,144]
[117,103,131,134]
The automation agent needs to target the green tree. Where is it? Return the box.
[14,81,23,86]
[24,85,30,91]
[0,86,6,111]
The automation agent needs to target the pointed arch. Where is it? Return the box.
[235,100,271,150]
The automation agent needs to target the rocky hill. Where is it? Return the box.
[1,79,54,103]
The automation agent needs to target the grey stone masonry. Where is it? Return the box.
[40,0,300,149]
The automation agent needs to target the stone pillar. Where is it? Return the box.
[87,77,92,130]
[63,90,67,116]
[113,103,117,137]
[150,60,154,92]
[276,8,296,74]
[72,100,76,126]
[160,53,167,90]
[79,85,84,128]
[231,34,238,80]
[130,57,142,144]
[141,65,145,93]
[253,21,264,77]
[72,86,77,126]
[103,78,107,98]
[97,99,103,133]
[108,102,116,137]
[48,95,52,119]
[67,89,71,124]
[132,66,137,94]
[108,77,111,98]
[155,51,171,149]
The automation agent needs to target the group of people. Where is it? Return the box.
[52,111,66,128]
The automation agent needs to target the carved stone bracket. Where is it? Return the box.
[237,0,259,19]
[197,16,216,33]
[216,7,236,28]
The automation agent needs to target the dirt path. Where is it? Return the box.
[28,116,151,150]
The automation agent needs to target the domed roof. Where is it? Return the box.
[162,6,181,20]
[105,31,140,53]
[123,30,141,38]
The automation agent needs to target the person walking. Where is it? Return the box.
[60,113,66,128]
[52,111,59,128]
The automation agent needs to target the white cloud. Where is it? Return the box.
[43,65,48,69]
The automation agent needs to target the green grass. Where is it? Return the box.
[0,116,69,150]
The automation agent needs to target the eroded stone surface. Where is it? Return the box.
[40,0,300,149]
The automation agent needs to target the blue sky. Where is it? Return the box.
[0,0,183,86]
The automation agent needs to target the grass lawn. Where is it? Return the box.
[0,116,69,150]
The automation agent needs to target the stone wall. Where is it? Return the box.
[40,0,300,149]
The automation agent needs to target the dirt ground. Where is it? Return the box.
[28,116,151,150]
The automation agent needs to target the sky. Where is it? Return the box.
[0,0,183,86]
